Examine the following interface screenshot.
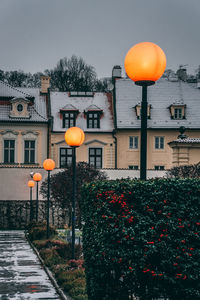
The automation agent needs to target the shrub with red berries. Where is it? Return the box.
[81,178,200,300]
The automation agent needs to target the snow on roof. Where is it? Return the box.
[0,80,34,98]
[0,85,48,122]
[60,104,79,111]
[84,104,103,112]
[51,92,113,132]
[116,78,200,129]
[169,138,200,144]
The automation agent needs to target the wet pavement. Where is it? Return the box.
[0,231,61,299]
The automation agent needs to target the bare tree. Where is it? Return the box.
[45,55,98,92]
[40,162,108,228]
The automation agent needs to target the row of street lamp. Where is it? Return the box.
[27,127,85,259]
[27,42,166,259]
[28,172,42,222]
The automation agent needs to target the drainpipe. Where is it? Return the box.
[112,130,117,169]
[112,82,118,169]
[47,88,51,158]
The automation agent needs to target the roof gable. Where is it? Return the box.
[0,80,34,100]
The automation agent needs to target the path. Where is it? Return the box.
[0,230,61,299]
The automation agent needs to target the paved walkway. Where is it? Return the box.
[0,230,61,300]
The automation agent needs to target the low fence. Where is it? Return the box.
[0,200,66,229]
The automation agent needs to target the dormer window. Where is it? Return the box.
[169,104,186,120]
[60,104,79,129]
[87,112,100,128]
[174,108,182,119]
[84,105,103,129]
[63,112,76,128]
[9,97,30,119]
[135,104,151,119]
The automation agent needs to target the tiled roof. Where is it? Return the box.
[115,78,200,129]
[51,92,113,132]
[0,81,33,98]
[0,82,48,122]
[169,138,200,144]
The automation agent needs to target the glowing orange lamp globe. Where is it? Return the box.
[124,42,166,83]
[65,127,85,147]
[33,172,42,182]
[28,180,35,188]
[43,159,55,171]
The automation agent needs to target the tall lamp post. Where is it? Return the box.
[28,180,35,222]
[124,42,166,180]
[33,172,42,222]
[43,159,55,238]
[64,127,85,259]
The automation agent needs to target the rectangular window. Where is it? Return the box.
[89,148,102,168]
[24,140,35,164]
[154,166,165,170]
[63,112,76,128]
[174,108,183,119]
[155,136,164,149]
[128,165,139,170]
[87,112,100,129]
[129,136,138,149]
[4,140,15,163]
[60,148,73,167]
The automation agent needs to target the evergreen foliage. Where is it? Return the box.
[81,178,200,300]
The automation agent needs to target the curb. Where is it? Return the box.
[25,232,73,300]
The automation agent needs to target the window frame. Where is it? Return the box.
[155,136,165,149]
[87,112,100,129]
[24,140,35,164]
[62,112,77,128]
[154,165,165,170]
[4,139,15,163]
[128,165,139,170]
[174,108,183,119]
[59,147,73,168]
[129,136,139,149]
[89,147,102,169]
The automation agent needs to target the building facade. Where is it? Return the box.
[50,91,115,169]
[0,80,49,168]
[112,66,200,170]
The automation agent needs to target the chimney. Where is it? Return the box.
[112,65,122,80]
[176,68,187,82]
[40,76,50,94]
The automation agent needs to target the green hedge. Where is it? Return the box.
[81,179,200,300]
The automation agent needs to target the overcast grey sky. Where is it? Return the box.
[0,0,199,78]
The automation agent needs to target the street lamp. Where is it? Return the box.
[124,42,166,180]
[28,180,35,222]
[33,172,42,222]
[65,127,85,259]
[43,159,55,238]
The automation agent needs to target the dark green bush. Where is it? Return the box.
[81,178,200,300]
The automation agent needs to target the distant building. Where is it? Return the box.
[112,66,200,170]
[0,78,49,168]
[50,91,115,169]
